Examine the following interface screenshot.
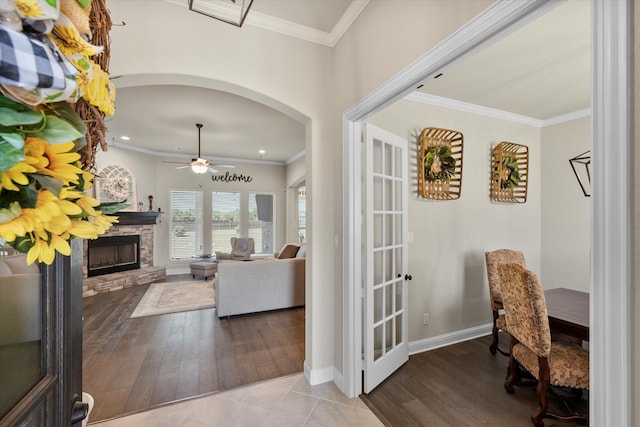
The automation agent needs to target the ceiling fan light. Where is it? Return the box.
[191,164,209,174]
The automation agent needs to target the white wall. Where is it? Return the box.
[540,117,590,292]
[369,99,542,341]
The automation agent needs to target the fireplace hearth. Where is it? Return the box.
[87,235,140,277]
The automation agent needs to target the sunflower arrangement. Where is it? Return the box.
[0,0,119,264]
[0,95,121,264]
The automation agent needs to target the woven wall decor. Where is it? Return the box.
[418,127,463,200]
[490,141,529,203]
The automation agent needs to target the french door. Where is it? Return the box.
[363,123,410,393]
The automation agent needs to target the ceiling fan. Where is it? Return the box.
[165,123,235,174]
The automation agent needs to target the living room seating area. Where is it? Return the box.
[215,243,306,317]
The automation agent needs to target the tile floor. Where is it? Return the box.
[89,373,383,427]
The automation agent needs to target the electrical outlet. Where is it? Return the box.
[423,313,430,325]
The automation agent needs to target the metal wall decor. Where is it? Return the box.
[569,150,591,197]
[490,141,529,203]
[418,127,463,200]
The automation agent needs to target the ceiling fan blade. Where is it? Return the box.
[207,167,219,174]
[211,163,235,169]
[162,160,187,165]
[176,165,190,169]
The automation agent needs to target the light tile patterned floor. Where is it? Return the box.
[89,374,383,427]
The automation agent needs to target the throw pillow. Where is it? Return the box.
[278,244,300,259]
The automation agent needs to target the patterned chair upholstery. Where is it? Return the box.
[215,237,254,261]
[498,262,589,427]
[484,249,526,355]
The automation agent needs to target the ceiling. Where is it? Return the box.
[416,0,590,122]
[106,0,590,166]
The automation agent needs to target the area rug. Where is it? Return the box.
[130,280,215,318]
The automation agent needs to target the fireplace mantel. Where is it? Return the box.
[111,211,161,225]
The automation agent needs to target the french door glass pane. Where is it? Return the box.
[248,193,274,254]
[211,191,240,254]
[0,256,43,418]
[170,191,203,260]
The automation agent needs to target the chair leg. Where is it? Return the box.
[504,337,520,393]
[531,357,550,427]
[490,316,499,355]
[490,311,510,356]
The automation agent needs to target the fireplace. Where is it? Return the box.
[87,235,140,277]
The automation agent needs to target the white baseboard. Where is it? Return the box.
[303,360,334,385]
[408,323,493,355]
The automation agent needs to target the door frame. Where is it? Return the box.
[342,1,631,426]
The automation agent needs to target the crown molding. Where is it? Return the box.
[165,0,369,48]
[405,92,542,127]
[405,92,590,128]
[108,139,287,167]
[541,108,591,127]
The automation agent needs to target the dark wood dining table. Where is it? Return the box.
[544,287,589,342]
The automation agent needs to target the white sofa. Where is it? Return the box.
[215,245,305,317]
[0,254,42,345]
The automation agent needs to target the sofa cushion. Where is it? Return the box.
[277,243,300,259]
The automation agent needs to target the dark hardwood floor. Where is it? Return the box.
[82,276,305,422]
[361,334,589,427]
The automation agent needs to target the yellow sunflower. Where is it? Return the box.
[14,0,44,18]
[0,159,37,192]
[25,138,83,184]
[0,202,35,242]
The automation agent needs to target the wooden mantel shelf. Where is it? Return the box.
[111,211,161,226]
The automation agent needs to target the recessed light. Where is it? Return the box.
[258,150,266,154]
[120,136,130,141]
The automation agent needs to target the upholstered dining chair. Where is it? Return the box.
[215,237,254,261]
[484,249,526,356]
[498,262,589,427]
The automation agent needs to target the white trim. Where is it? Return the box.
[404,92,543,127]
[341,119,362,398]
[405,92,591,128]
[409,324,492,355]
[304,360,333,386]
[343,0,556,399]
[165,0,369,48]
[541,108,591,127]
[590,1,632,425]
[108,139,288,167]
[285,150,306,165]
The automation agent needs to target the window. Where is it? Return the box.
[297,186,306,243]
[170,191,203,260]
[211,192,240,254]
[248,193,274,254]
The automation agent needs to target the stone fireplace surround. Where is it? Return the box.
[82,222,165,297]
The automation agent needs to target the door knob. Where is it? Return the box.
[405,274,412,281]
[71,400,89,424]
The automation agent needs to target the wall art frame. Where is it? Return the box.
[417,127,463,200]
[490,141,529,203]
[94,163,138,211]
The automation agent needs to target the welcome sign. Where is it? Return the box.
[211,171,253,183]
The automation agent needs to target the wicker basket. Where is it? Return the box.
[490,141,529,203]
[418,127,463,200]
